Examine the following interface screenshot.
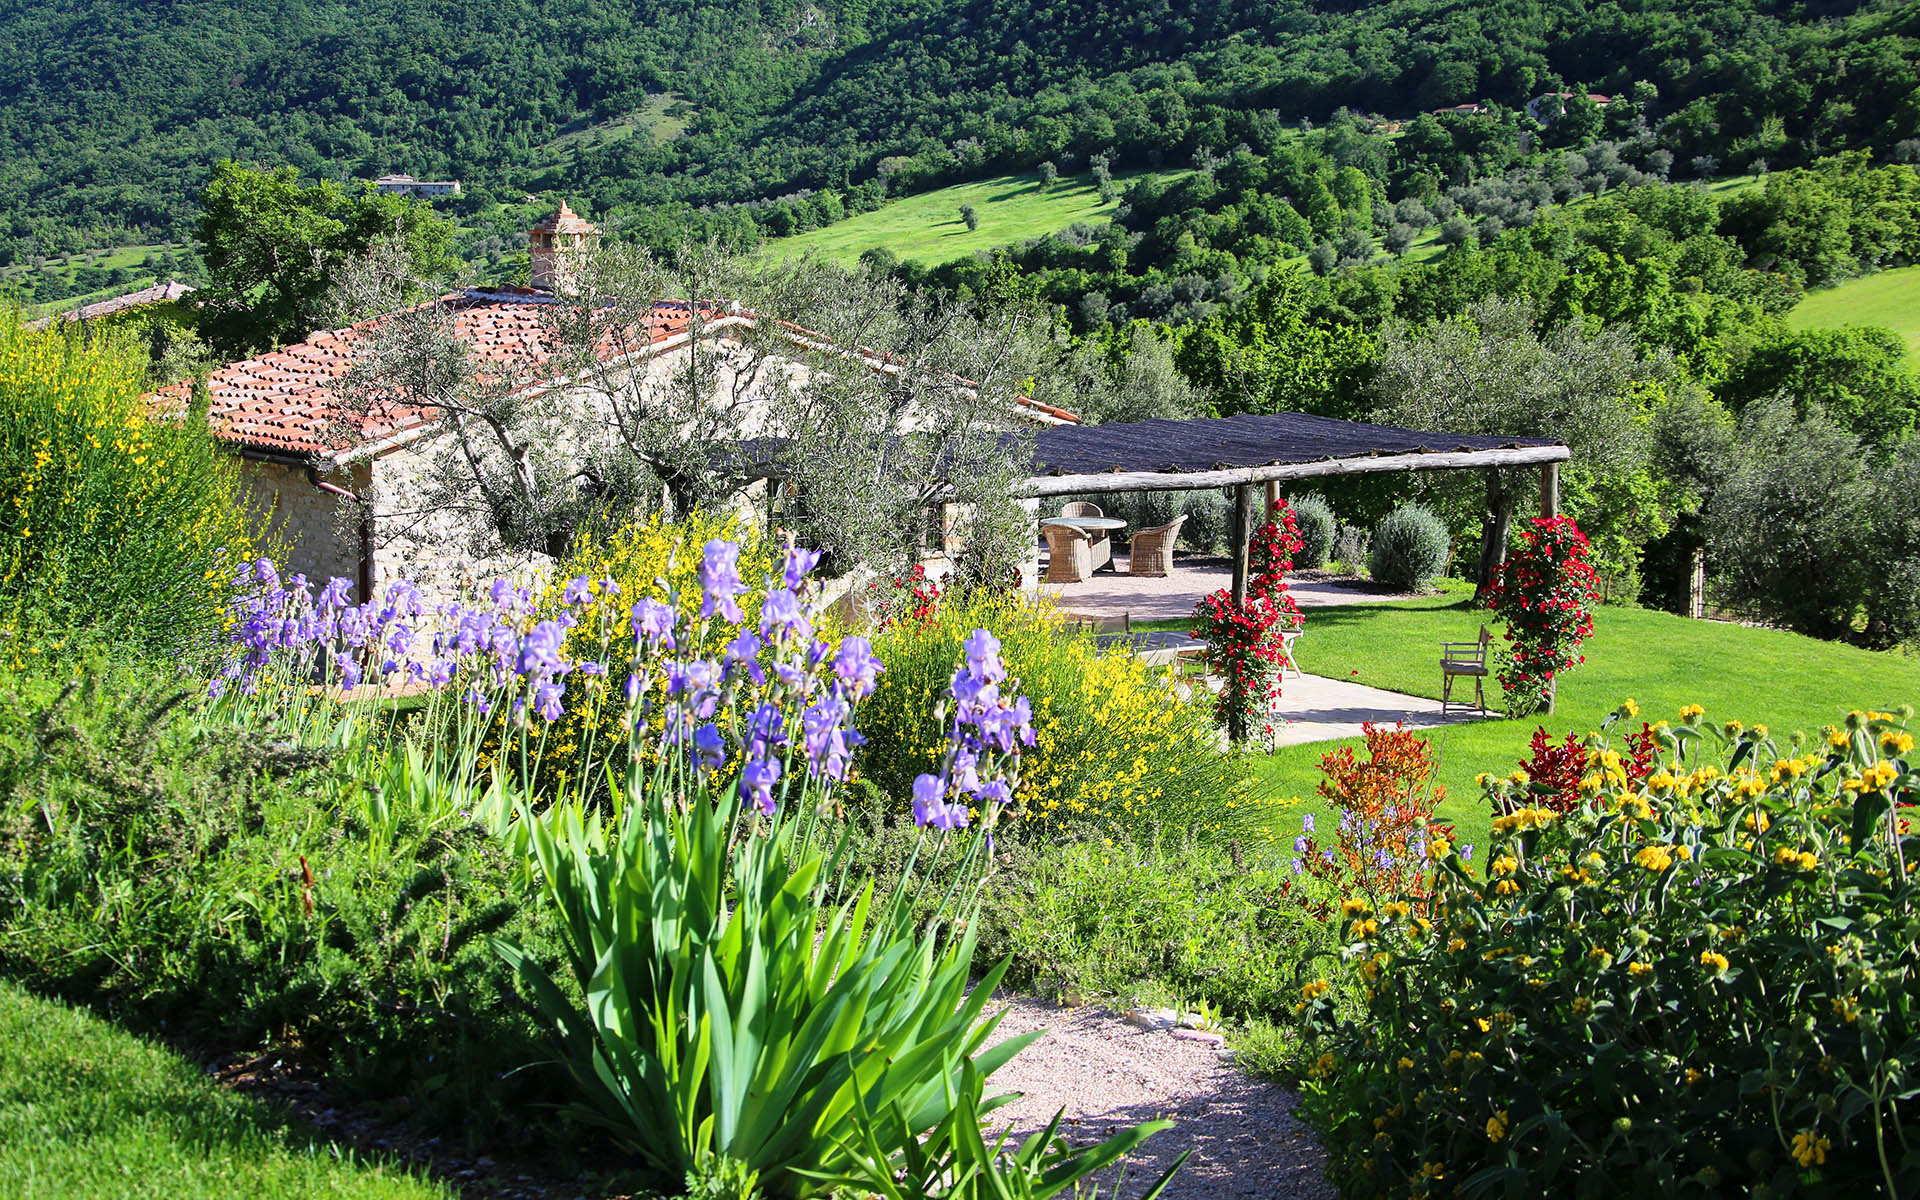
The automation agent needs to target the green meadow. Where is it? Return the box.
[1790,263,1920,359]
[766,170,1180,267]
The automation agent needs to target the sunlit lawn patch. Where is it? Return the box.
[0,983,447,1200]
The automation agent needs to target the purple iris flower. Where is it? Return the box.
[577,660,607,677]
[782,546,823,590]
[624,672,643,703]
[961,629,1005,682]
[975,778,1013,806]
[1290,858,1304,875]
[832,637,884,700]
[912,774,969,830]
[489,578,513,607]
[725,630,767,685]
[745,703,787,759]
[1461,844,1474,863]
[317,577,354,611]
[759,588,812,642]
[534,681,565,722]
[1294,835,1310,854]
[693,723,726,771]
[803,694,854,780]
[631,599,678,650]
[675,659,722,719]
[1302,813,1315,833]
[741,757,781,815]
[562,576,593,606]
[253,558,280,588]
[519,621,568,678]
[699,539,746,623]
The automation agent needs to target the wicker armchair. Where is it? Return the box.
[1127,515,1187,577]
[1043,521,1109,582]
[1060,501,1104,519]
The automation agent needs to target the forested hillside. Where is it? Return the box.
[3,0,1915,264]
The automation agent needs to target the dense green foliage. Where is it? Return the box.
[3,0,1915,268]
[0,660,567,1142]
[1297,709,1919,1196]
[0,982,449,1200]
[195,162,458,355]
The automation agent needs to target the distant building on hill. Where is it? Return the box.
[26,280,195,330]
[1526,93,1613,123]
[370,173,462,197]
[1430,103,1486,117]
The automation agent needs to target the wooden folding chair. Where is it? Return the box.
[1441,624,1493,714]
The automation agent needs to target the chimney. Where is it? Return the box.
[528,200,599,295]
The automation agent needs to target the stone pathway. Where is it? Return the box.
[1265,671,1491,747]
[982,995,1334,1200]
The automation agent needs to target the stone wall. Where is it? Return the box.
[235,456,367,591]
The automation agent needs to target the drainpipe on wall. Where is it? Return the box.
[308,467,376,604]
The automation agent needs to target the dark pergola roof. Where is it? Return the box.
[1018,412,1567,497]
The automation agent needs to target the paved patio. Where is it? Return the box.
[1091,629,1493,749]
[1043,551,1416,621]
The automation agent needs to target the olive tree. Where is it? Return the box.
[332,243,1048,588]
[1370,299,1666,596]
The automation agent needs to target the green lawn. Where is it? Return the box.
[765,170,1182,267]
[0,983,448,1200]
[1789,263,1920,359]
[1247,585,1920,853]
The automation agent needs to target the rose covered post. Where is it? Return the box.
[1195,495,1305,746]
[1486,516,1600,716]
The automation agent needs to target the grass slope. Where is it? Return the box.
[766,170,1175,267]
[1251,585,1920,852]
[0,983,448,1200]
[1789,264,1920,359]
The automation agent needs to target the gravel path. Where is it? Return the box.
[981,996,1334,1200]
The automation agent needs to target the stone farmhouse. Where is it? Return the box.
[150,205,1075,604]
[370,173,463,197]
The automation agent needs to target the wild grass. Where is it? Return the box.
[0,981,449,1200]
[1254,583,1920,851]
[765,170,1181,267]
[1789,262,1920,359]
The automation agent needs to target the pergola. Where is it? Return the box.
[1017,411,1570,608]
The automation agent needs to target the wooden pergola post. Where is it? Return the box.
[1226,483,1258,745]
[1539,461,1560,518]
[1230,483,1256,608]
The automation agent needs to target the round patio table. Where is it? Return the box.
[1041,516,1127,533]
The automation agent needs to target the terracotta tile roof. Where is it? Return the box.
[153,289,1078,461]
[28,280,195,330]
[150,290,707,459]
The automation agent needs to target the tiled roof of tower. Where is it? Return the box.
[151,289,1079,461]
[149,291,709,459]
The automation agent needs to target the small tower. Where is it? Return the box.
[528,201,599,295]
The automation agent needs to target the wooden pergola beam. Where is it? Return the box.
[1015,444,1571,498]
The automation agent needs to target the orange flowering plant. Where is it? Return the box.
[1295,702,1919,1198]
[1281,724,1451,920]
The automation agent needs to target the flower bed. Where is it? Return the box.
[1296,703,1920,1197]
